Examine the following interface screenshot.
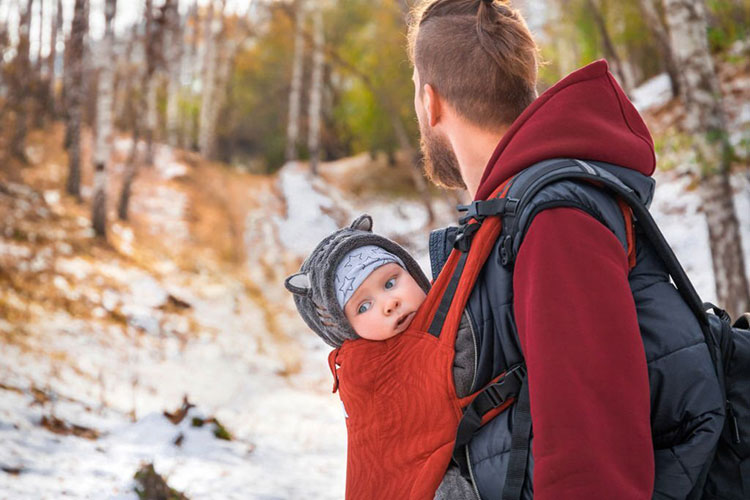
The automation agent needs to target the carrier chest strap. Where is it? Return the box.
[451,364,526,477]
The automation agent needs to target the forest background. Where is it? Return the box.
[1,0,750,498]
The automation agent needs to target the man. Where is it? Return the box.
[407,1,723,499]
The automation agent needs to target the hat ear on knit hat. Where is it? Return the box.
[349,214,373,232]
[283,214,430,348]
[284,272,311,296]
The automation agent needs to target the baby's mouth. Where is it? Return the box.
[395,311,415,333]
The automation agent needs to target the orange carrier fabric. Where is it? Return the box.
[328,181,514,500]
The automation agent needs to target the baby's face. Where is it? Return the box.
[343,263,427,341]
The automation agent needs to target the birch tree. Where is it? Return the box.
[307,8,324,175]
[31,0,44,127]
[663,0,750,317]
[118,3,150,219]
[48,0,63,116]
[8,0,33,161]
[164,0,182,147]
[92,0,116,238]
[65,0,87,198]
[638,0,680,98]
[143,0,164,166]
[198,0,227,159]
[182,4,199,150]
[285,0,304,163]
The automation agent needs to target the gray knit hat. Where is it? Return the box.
[284,214,430,348]
[334,245,406,309]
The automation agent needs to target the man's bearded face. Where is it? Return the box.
[413,70,465,190]
[418,119,465,190]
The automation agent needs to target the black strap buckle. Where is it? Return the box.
[499,234,514,265]
[484,384,506,408]
[483,364,527,409]
[457,198,515,225]
[453,223,480,252]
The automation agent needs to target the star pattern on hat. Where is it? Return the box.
[343,252,362,268]
[338,276,356,299]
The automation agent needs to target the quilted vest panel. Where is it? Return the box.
[429,162,725,499]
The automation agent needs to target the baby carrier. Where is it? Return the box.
[327,174,519,500]
[327,158,750,500]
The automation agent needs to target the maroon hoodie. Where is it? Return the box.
[478,60,655,498]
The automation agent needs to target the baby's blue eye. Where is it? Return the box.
[357,302,372,314]
[385,277,396,290]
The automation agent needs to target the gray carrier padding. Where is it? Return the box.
[435,463,480,500]
[429,159,725,499]
[434,309,480,498]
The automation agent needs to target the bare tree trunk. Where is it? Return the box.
[65,0,87,199]
[92,0,116,238]
[32,0,49,127]
[9,0,33,162]
[663,0,750,317]
[307,8,323,175]
[198,0,227,159]
[285,0,304,163]
[117,50,144,222]
[181,4,199,150]
[164,0,182,147]
[48,0,62,117]
[144,72,158,164]
[586,0,634,95]
[638,0,680,98]
[113,21,138,128]
[143,0,162,166]
[36,0,43,69]
[119,2,152,218]
[118,127,140,221]
[198,1,216,157]
[209,34,235,156]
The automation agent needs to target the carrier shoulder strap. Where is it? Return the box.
[499,159,709,329]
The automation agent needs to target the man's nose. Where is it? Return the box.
[384,296,400,315]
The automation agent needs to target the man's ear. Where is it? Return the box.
[423,83,441,127]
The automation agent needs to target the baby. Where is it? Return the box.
[284,214,478,500]
[284,214,430,348]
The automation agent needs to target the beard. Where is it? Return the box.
[419,124,466,190]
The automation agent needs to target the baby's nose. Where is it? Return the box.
[385,297,400,314]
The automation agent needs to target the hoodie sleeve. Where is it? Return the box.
[513,207,654,500]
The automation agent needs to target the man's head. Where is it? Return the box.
[408,0,539,190]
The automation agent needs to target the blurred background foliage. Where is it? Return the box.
[207,0,750,173]
[1,0,749,175]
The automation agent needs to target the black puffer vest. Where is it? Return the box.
[429,159,725,499]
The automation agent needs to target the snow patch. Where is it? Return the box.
[275,162,339,255]
[632,73,673,112]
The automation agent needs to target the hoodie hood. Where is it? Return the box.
[475,59,655,200]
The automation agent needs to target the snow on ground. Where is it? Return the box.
[651,169,750,303]
[0,257,347,499]
[275,162,342,256]
[0,151,347,499]
[632,73,673,113]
